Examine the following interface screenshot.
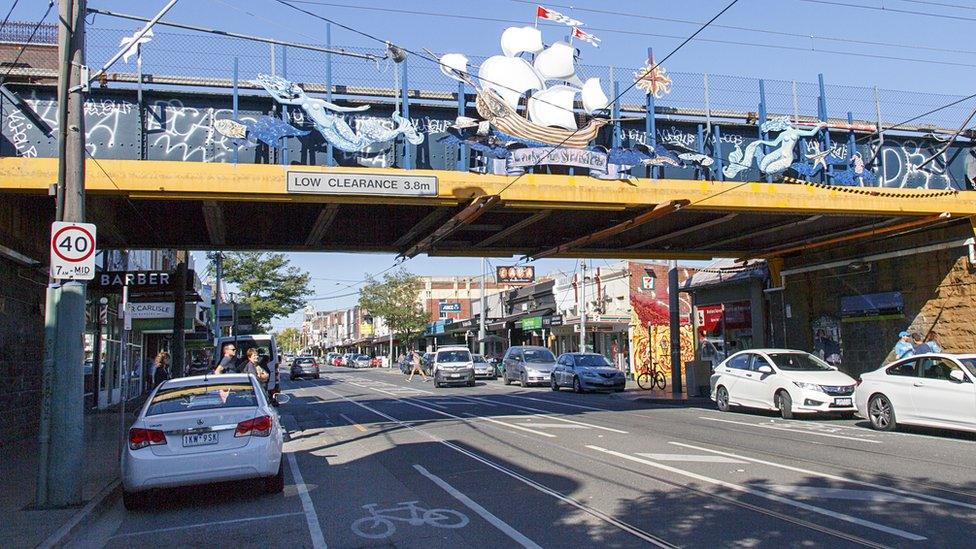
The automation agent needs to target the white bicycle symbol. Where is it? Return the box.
[350,500,469,539]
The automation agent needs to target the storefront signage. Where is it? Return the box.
[641,275,656,291]
[521,316,543,330]
[286,171,438,197]
[127,302,175,319]
[544,315,563,327]
[507,147,608,171]
[696,304,724,335]
[496,265,535,284]
[723,301,752,330]
[92,270,195,294]
[439,302,462,313]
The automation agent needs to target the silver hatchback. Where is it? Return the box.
[503,346,557,387]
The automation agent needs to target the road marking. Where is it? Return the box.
[414,464,542,549]
[318,386,676,548]
[287,452,328,548]
[339,413,367,432]
[513,422,588,429]
[698,416,883,443]
[764,485,936,504]
[669,441,976,511]
[109,512,305,538]
[465,396,629,434]
[637,453,747,464]
[586,445,926,541]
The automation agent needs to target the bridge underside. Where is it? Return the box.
[3,158,974,260]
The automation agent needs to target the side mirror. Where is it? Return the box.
[273,393,291,405]
[757,365,773,374]
[949,369,968,383]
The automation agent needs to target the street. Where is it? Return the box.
[69,365,976,548]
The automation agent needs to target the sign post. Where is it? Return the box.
[49,221,96,281]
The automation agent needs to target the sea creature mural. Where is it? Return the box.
[791,147,878,186]
[724,117,826,179]
[633,53,672,98]
[252,74,424,153]
[213,116,310,149]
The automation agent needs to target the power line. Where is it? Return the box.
[508,0,976,57]
[0,0,22,35]
[798,0,976,22]
[0,1,54,81]
[899,0,976,9]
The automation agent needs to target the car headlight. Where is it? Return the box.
[580,371,600,378]
[793,381,823,392]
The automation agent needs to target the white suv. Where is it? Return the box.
[432,346,476,388]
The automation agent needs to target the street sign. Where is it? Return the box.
[50,222,96,280]
[286,171,438,197]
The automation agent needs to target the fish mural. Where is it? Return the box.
[212,116,310,149]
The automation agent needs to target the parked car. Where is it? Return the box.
[121,374,289,509]
[324,352,340,366]
[341,353,357,366]
[432,346,475,388]
[352,354,372,368]
[290,356,319,379]
[551,353,626,393]
[502,346,557,387]
[856,353,976,433]
[472,354,496,380]
[332,355,344,366]
[710,349,857,419]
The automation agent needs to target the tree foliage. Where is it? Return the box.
[217,252,312,332]
[358,268,428,344]
[276,327,302,353]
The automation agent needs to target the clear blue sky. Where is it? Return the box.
[10,0,975,329]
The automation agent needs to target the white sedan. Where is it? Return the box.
[856,353,976,433]
[710,349,858,419]
[121,374,289,510]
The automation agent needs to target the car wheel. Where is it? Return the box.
[265,460,285,494]
[550,376,560,391]
[716,386,731,412]
[467,378,476,387]
[503,370,512,385]
[573,376,583,394]
[122,489,147,511]
[868,394,897,431]
[314,374,320,379]
[775,390,794,419]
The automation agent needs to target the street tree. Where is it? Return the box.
[358,269,429,348]
[214,252,312,332]
[277,327,302,353]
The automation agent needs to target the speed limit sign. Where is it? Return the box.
[50,221,97,280]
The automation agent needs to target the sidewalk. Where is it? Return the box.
[610,379,713,406]
[1,406,135,549]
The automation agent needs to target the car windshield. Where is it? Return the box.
[768,352,833,371]
[473,355,488,364]
[294,357,314,365]
[576,354,613,367]
[146,382,257,416]
[438,350,471,363]
[524,349,555,363]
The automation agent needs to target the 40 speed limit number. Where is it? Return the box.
[50,222,97,280]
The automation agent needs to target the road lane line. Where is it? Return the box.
[463,396,629,434]
[587,445,926,541]
[413,464,543,549]
[637,453,747,464]
[698,416,883,443]
[339,413,367,432]
[108,512,305,539]
[513,423,588,429]
[668,441,976,511]
[318,386,676,548]
[286,452,328,549]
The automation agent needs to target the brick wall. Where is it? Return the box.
[0,257,46,443]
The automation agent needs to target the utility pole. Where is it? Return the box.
[171,250,188,376]
[37,0,88,509]
[479,257,487,356]
[668,259,683,395]
[579,260,587,352]
[212,252,222,343]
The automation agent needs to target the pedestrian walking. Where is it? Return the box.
[153,351,171,388]
[407,349,428,382]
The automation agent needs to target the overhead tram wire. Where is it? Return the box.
[899,0,976,9]
[284,0,976,68]
[0,1,22,36]
[0,1,54,81]
[798,0,976,23]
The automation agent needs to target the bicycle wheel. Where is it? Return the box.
[351,516,396,539]
[654,371,667,390]
[423,508,469,529]
[636,372,652,390]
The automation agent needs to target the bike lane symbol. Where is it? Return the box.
[351,500,470,539]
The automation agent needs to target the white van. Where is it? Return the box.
[215,334,280,397]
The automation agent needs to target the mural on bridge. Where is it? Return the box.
[724,117,826,179]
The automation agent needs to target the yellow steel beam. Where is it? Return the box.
[3,157,975,216]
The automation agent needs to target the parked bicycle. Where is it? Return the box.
[636,364,667,390]
[351,500,469,539]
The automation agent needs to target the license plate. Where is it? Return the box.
[450,374,461,378]
[834,398,853,406]
[182,432,219,447]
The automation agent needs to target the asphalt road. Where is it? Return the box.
[70,366,976,548]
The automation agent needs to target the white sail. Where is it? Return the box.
[527,85,578,130]
[533,42,577,82]
[478,55,544,109]
[500,26,544,58]
[439,53,470,83]
[581,77,610,113]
